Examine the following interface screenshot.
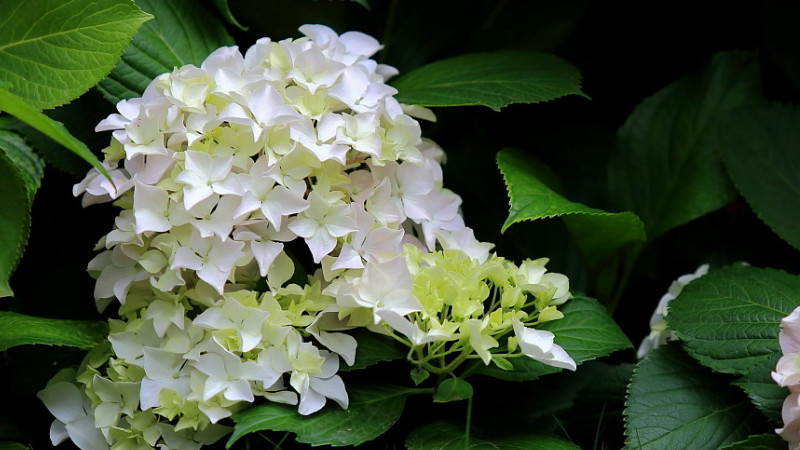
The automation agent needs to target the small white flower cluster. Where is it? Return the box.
[636,264,709,359]
[773,306,800,449]
[40,25,574,449]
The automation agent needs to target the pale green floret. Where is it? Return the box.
[538,305,564,323]
[102,139,126,164]
[380,245,571,377]
[276,281,336,327]
[107,410,160,449]
[173,400,210,433]
[154,389,183,422]
[107,358,146,383]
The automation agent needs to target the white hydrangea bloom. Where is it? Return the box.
[47,23,573,449]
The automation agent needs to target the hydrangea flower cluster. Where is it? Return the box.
[772,306,800,448]
[39,25,574,449]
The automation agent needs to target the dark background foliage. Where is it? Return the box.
[3,1,800,448]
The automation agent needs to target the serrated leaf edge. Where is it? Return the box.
[0,151,31,297]
[497,151,640,233]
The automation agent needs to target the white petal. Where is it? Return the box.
[310,375,348,409]
[199,403,232,424]
[287,217,319,238]
[262,390,298,405]
[546,343,577,371]
[37,382,85,424]
[49,420,70,445]
[314,331,357,366]
[65,416,109,450]
[340,31,381,57]
[251,241,284,277]
[139,377,165,410]
[330,244,364,270]
[377,309,416,339]
[304,230,337,263]
[223,379,255,403]
[297,387,326,416]
[133,182,170,233]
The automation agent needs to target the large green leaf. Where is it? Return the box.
[0,311,108,350]
[339,329,407,372]
[0,89,106,175]
[720,105,800,252]
[0,151,30,298]
[497,147,645,266]
[668,265,800,375]
[392,51,585,111]
[667,265,797,423]
[0,0,150,109]
[0,131,42,202]
[624,343,765,450]
[97,0,234,103]
[226,383,412,448]
[476,295,631,381]
[608,51,763,240]
[406,421,580,450]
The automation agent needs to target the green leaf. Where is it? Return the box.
[720,434,788,450]
[476,361,632,443]
[0,151,29,298]
[0,0,151,109]
[669,265,797,423]
[668,265,800,375]
[0,311,108,351]
[608,51,764,240]
[732,355,785,424]
[406,421,580,450]
[339,328,407,371]
[497,147,646,266]
[491,357,513,371]
[211,0,248,30]
[478,356,561,382]
[0,89,106,176]
[535,296,632,365]
[720,104,800,252]
[16,90,115,176]
[433,378,473,403]
[0,442,28,450]
[227,383,412,448]
[624,343,765,450]
[0,131,42,202]
[410,368,430,385]
[476,295,632,381]
[392,51,585,111]
[560,362,633,449]
[97,0,234,103]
